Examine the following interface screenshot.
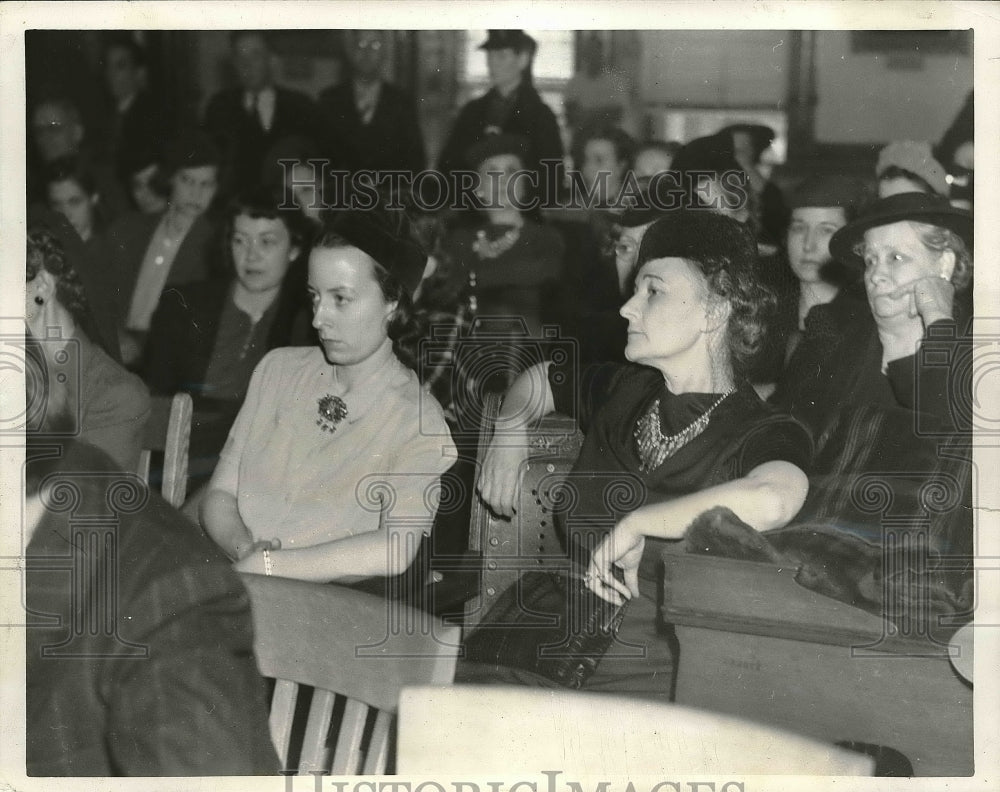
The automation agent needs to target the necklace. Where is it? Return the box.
[472,225,521,260]
[633,389,735,474]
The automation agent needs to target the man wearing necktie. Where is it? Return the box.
[317,29,426,179]
[204,30,322,195]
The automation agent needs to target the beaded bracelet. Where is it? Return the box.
[262,548,273,577]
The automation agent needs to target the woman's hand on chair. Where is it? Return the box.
[477,428,530,519]
[585,517,644,605]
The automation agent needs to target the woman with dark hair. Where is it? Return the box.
[44,155,108,246]
[570,124,635,209]
[143,188,314,483]
[752,174,870,390]
[25,220,150,470]
[469,210,811,698]
[200,209,455,583]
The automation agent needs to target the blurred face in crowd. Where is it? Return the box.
[32,102,83,163]
[634,147,673,182]
[105,44,143,103]
[477,153,527,211]
[233,32,272,93]
[131,163,168,214]
[731,131,756,169]
[583,138,626,203]
[231,214,299,295]
[862,220,954,325]
[697,177,751,225]
[309,245,396,367]
[169,165,219,221]
[487,48,529,93]
[786,206,847,285]
[614,221,654,294]
[350,30,385,81]
[289,162,323,221]
[620,256,722,371]
[47,178,97,241]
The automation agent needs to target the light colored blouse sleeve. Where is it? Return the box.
[211,350,280,497]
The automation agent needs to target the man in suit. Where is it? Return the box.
[102,36,164,192]
[107,130,222,366]
[318,29,426,180]
[203,30,322,194]
[437,30,564,209]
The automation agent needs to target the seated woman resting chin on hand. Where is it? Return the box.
[199,209,455,583]
[471,210,812,698]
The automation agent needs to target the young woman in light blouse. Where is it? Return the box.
[200,209,454,583]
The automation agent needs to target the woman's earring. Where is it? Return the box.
[34,296,44,306]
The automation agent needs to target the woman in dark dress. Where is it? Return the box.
[471,210,812,699]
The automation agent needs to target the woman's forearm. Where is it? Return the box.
[623,461,809,540]
[257,527,426,584]
[200,489,254,560]
[495,361,555,431]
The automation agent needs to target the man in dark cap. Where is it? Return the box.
[436,30,564,208]
[107,129,224,365]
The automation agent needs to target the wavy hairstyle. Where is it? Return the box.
[634,210,774,375]
[26,228,92,328]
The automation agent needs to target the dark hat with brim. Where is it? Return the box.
[670,132,740,178]
[479,29,536,52]
[718,123,776,159]
[464,133,531,169]
[829,192,972,269]
[324,209,428,296]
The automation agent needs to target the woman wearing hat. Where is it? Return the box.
[774,192,972,437]
[441,133,565,339]
[200,209,455,583]
[25,218,150,471]
[468,211,811,697]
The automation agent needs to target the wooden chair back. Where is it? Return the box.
[137,392,192,508]
[397,684,875,775]
[242,574,460,775]
[465,392,584,629]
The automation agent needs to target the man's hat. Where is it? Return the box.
[478,30,536,53]
[324,208,428,296]
[464,133,531,169]
[876,140,949,197]
[829,191,972,269]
